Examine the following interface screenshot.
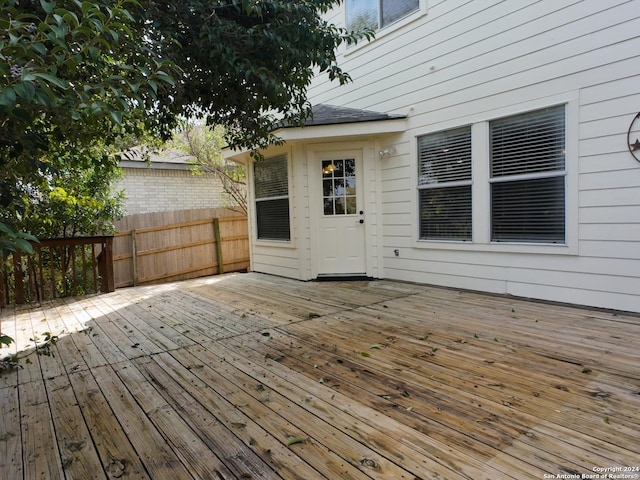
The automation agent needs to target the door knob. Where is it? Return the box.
[359,219,364,224]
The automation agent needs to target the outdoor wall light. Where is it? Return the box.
[379,146,397,158]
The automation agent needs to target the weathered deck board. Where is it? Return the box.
[0,383,21,478]
[20,377,63,479]
[1,272,639,479]
[68,368,151,478]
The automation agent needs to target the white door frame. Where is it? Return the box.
[307,143,375,278]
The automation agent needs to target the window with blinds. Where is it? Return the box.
[490,106,566,243]
[347,0,419,31]
[254,155,290,241]
[417,126,472,241]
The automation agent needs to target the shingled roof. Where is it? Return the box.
[280,104,405,128]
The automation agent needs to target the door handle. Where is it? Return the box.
[359,219,364,224]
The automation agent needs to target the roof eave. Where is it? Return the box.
[223,116,407,161]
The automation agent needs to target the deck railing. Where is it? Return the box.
[0,236,114,306]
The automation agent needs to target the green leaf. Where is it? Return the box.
[370,344,382,349]
[88,46,99,61]
[154,70,176,86]
[109,110,122,125]
[0,87,16,106]
[32,43,47,56]
[14,82,36,101]
[359,351,370,357]
[14,238,34,254]
[287,436,306,446]
[33,72,68,89]
[34,90,53,108]
[0,334,14,347]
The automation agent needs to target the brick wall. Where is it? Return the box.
[116,167,229,215]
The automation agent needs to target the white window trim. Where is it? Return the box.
[345,0,427,55]
[417,125,473,242]
[251,148,296,248]
[413,94,578,255]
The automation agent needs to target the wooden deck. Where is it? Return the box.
[1,272,639,479]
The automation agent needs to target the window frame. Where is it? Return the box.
[344,0,426,52]
[253,153,292,243]
[417,125,473,242]
[413,95,578,255]
[346,0,420,31]
[488,105,567,244]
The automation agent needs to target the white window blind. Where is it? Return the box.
[490,106,566,243]
[254,155,290,241]
[255,155,288,199]
[381,0,419,26]
[418,126,472,241]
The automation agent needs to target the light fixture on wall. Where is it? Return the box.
[379,146,397,158]
[628,112,640,163]
[322,163,337,174]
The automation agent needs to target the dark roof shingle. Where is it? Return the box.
[280,104,405,128]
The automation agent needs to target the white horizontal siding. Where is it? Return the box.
[306,0,640,312]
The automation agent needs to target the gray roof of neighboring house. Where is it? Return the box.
[279,104,406,128]
[118,148,195,170]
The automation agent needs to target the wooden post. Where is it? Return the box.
[13,252,25,304]
[99,237,115,293]
[131,230,138,286]
[213,218,224,275]
[0,259,5,308]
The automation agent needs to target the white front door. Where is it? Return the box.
[315,154,367,276]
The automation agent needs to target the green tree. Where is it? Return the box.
[142,0,373,152]
[172,122,247,215]
[1,0,372,215]
[1,0,175,232]
[5,143,125,239]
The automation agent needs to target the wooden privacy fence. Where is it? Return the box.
[0,236,115,306]
[113,216,249,288]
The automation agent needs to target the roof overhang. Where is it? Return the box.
[223,104,407,161]
[119,160,190,171]
[275,117,407,141]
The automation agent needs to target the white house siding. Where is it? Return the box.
[245,140,386,280]
[296,139,384,280]
[307,0,640,312]
[243,146,309,280]
[116,168,226,215]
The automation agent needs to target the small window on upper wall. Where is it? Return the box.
[347,0,419,31]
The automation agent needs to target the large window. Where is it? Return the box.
[490,106,566,243]
[416,104,568,246]
[418,126,472,241]
[254,155,290,241]
[347,0,419,31]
